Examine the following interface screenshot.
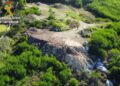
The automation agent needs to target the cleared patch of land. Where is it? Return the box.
[26,21,95,48]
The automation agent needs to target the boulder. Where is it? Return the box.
[25,29,93,70]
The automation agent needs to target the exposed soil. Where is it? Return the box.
[26,21,95,70]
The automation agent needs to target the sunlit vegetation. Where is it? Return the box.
[0,36,79,86]
[88,0,120,21]
[89,29,118,58]
[21,6,41,15]
[0,0,120,85]
[89,22,120,59]
[89,22,120,85]
[66,11,81,20]
[0,25,8,34]
[26,8,80,31]
[108,49,120,85]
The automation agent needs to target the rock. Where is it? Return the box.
[36,2,41,5]
[25,29,93,70]
[50,28,60,32]
[97,66,108,73]
[94,60,108,73]
[106,80,113,86]
[51,3,65,9]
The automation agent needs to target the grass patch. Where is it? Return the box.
[22,6,41,15]
[0,25,8,33]
[66,11,81,20]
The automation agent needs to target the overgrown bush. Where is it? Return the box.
[66,12,81,20]
[108,52,120,85]
[29,20,43,28]
[88,0,120,21]
[0,36,14,53]
[22,6,41,15]
[66,19,80,29]
[89,29,118,59]
[0,38,79,86]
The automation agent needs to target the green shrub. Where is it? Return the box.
[0,36,14,53]
[0,39,78,85]
[29,20,43,28]
[59,69,72,83]
[88,0,120,21]
[66,19,80,29]
[52,20,67,31]
[109,55,120,85]
[106,22,120,35]
[46,19,67,31]
[66,12,81,20]
[89,29,118,58]
[22,6,41,15]
[68,78,79,86]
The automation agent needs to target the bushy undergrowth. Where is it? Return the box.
[89,22,120,85]
[22,6,41,15]
[88,0,120,21]
[0,37,79,86]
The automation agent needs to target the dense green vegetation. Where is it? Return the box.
[0,24,105,86]
[0,1,95,85]
[88,0,120,21]
[89,29,118,58]
[0,37,79,85]
[87,2,120,84]
[0,0,120,85]
[21,6,41,15]
[89,22,120,85]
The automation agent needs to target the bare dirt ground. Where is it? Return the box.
[27,21,95,48]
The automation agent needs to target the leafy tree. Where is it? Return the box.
[68,78,79,86]
[48,8,55,20]
[75,0,83,8]
[89,71,103,86]
[59,69,72,83]
[0,75,10,86]
[109,55,120,85]
[0,36,14,53]
[19,0,27,7]
[89,29,118,58]
[0,38,79,85]
[106,22,120,35]
[108,49,120,59]
[41,67,61,86]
